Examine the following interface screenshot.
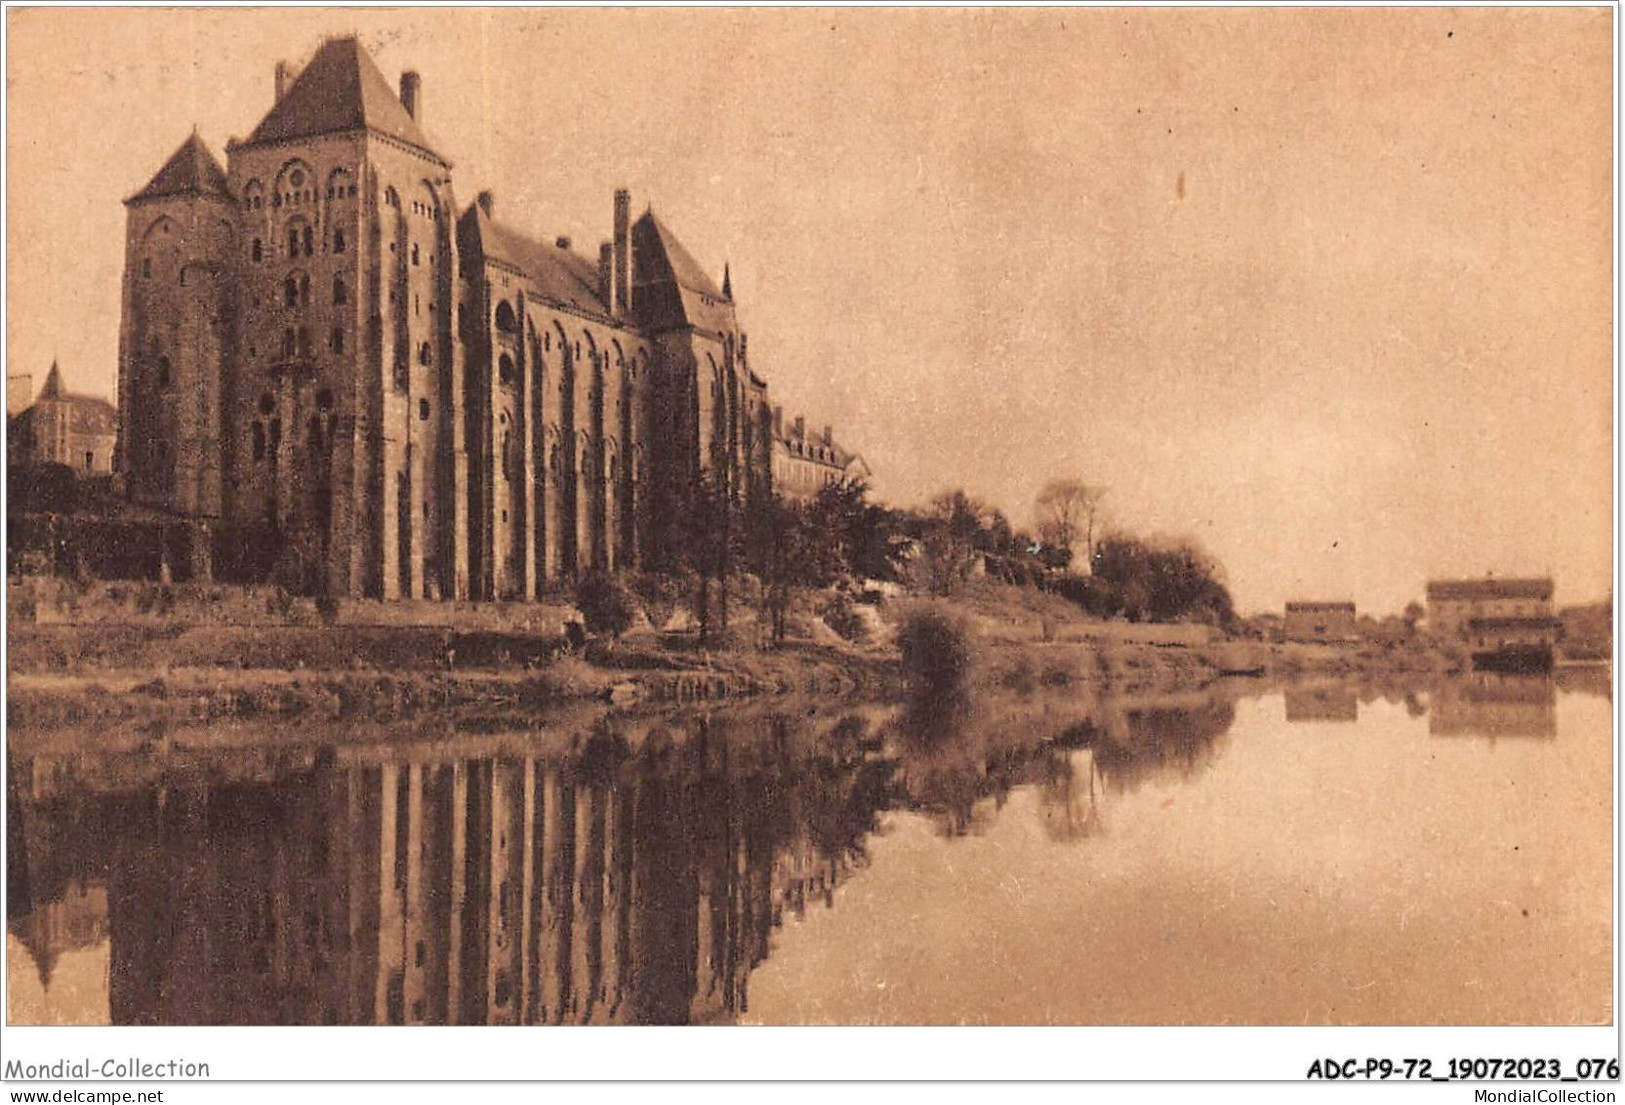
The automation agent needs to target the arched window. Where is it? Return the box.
[288,227,299,257]
[419,341,433,367]
[333,228,345,254]
[333,275,346,305]
[385,186,400,209]
[498,354,515,386]
[284,277,298,307]
[495,301,517,334]
[156,356,171,388]
[303,226,314,257]
[251,238,263,263]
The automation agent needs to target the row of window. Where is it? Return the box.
[250,225,346,264]
[246,182,357,212]
[280,273,347,308]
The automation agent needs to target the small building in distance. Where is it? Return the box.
[1283,600,1356,643]
[1425,577,1558,670]
[8,362,117,475]
[770,407,870,502]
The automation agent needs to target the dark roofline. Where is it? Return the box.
[1427,578,1553,600]
[1285,601,1356,612]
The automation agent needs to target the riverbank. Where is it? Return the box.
[5,576,1466,731]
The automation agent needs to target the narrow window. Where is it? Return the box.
[141,257,152,279]
[157,356,171,388]
[300,275,310,306]
[84,451,94,471]
[284,277,298,307]
[333,275,346,305]
[412,243,421,266]
[303,227,314,257]
[418,398,430,421]
[288,228,299,257]
[252,422,266,461]
[419,341,432,367]
[333,228,346,254]
[297,327,310,358]
[331,327,344,354]
[251,238,263,263]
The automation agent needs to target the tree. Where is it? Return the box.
[1035,479,1106,571]
[575,570,637,640]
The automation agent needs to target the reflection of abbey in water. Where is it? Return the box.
[1428,675,1557,739]
[9,689,1242,1025]
[8,721,887,1026]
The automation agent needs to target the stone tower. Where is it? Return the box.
[118,130,235,538]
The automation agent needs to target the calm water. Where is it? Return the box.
[7,669,1612,1025]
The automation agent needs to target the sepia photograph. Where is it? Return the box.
[1,1,1616,1089]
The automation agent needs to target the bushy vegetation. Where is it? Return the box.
[897,604,974,693]
[575,570,638,640]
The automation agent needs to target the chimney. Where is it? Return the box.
[613,189,632,316]
[792,415,805,441]
[475,190,494,218]
[823,425,833,447]
[274,60,294,103]
[772,405,784,438]
[598,242,615,312]
[555,236,571,251]
[399,70,422,123]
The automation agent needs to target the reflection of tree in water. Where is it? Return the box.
[1067,699,1236,795]
[1037,749,1106,842]
[888,686,1235,836]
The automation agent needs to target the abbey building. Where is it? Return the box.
[119,36,858,600]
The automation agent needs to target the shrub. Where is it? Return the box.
[897,604,974,693]
[820,592,868,643]
[575,570,637,640]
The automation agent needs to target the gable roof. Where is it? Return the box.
[126,132,231,204]
[243,37,442,162]
[465,206,612,319]
[632,210,734,333]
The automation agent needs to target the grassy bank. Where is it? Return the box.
[6,577,1458,731]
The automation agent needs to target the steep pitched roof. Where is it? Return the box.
[244,37,442,161]
[632,210,734,333]
[38,360,63,400]
[467,206,612,318]
[640,210,724,299]
[126,132,230,204]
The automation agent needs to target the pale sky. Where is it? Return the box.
[6,7,1613,614]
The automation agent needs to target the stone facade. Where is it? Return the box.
[767,406,870,503]
[1425,577,1555,645]
[118,36,857,599]
[9,363,118,475]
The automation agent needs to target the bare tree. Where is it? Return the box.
[1035,479,1106,571]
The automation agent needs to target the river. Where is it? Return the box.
[6,668,1612,1025]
